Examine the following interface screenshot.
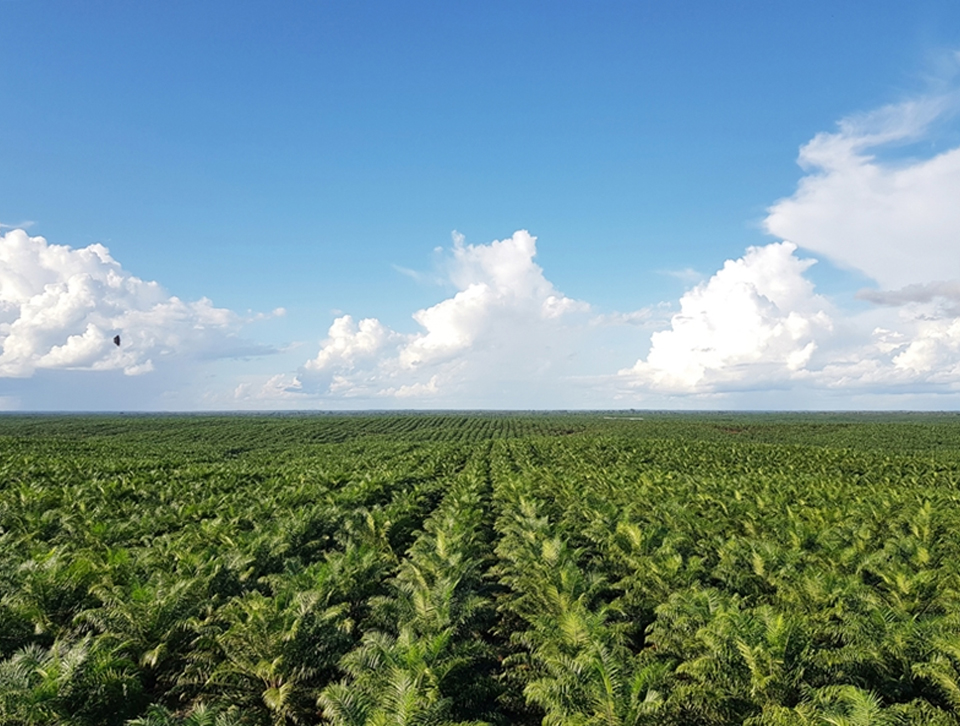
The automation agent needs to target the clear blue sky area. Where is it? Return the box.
[3,1,960,409]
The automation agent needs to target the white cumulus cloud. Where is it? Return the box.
[305,315,397,372]
[617,246,960,399]
[765,93,960,289]
[247,230,593,403]
[0,229,268,378]
[619,242,833,392]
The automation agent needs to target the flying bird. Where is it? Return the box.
[113,335,121,347]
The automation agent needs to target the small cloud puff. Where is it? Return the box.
[305,316,397,372]
[0,229,267,378]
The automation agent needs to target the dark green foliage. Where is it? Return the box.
[3,412,960,724]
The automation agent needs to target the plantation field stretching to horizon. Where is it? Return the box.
[4,412,960,725]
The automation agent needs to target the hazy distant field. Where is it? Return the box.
[3,413,960,725]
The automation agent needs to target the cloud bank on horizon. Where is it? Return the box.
[4,89,960,408]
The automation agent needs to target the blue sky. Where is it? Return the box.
[3,1,960,409]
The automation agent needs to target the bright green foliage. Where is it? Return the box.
[319,454,495,726]
[494,495,666,726]
[4,412,960,724]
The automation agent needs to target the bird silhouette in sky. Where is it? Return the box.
[113,335,121,347]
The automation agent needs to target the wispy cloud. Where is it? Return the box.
[0,220,35,230]
[391,264,434,284]
[658,267,703,284]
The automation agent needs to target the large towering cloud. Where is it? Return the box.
[619,243,833,392]
[0,229,267,379]
[251,230,594,403]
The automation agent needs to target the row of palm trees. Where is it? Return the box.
[0,434,472,724]
[492,436,960,724]
[320,450,497,725]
